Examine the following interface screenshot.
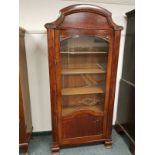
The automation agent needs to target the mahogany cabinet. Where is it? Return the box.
[19,28,33,155]
[45,4,123,154]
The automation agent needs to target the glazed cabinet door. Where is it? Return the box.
[55,29,113,144]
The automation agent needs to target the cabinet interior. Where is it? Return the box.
[60,36,109,116]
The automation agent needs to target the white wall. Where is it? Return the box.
[20,0,134,132]
[25,33,51,131]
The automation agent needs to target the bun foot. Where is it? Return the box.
[104,139,112,149]
[52,144,60,155]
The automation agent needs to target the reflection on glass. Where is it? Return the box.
[60,36,109,116]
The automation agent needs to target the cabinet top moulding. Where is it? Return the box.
[45,4,123,30]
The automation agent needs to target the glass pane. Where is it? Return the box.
[60,36,109,116]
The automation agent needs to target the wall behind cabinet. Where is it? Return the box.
[20,0,134,132]
[25,33,51,131]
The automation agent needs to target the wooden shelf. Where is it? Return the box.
[61,68,106,75]
[61,51,107,54]
[62,87,104,95]
[62,104,103,116]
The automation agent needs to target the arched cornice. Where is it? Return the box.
[45,4,123,30]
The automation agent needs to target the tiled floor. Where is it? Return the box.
[20,129,131,155]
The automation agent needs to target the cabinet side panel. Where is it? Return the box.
[54,30,63,144]
[106,31,121,138]
[19,79,27,144]
[47,29,59,146]
[19,30,32,134]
